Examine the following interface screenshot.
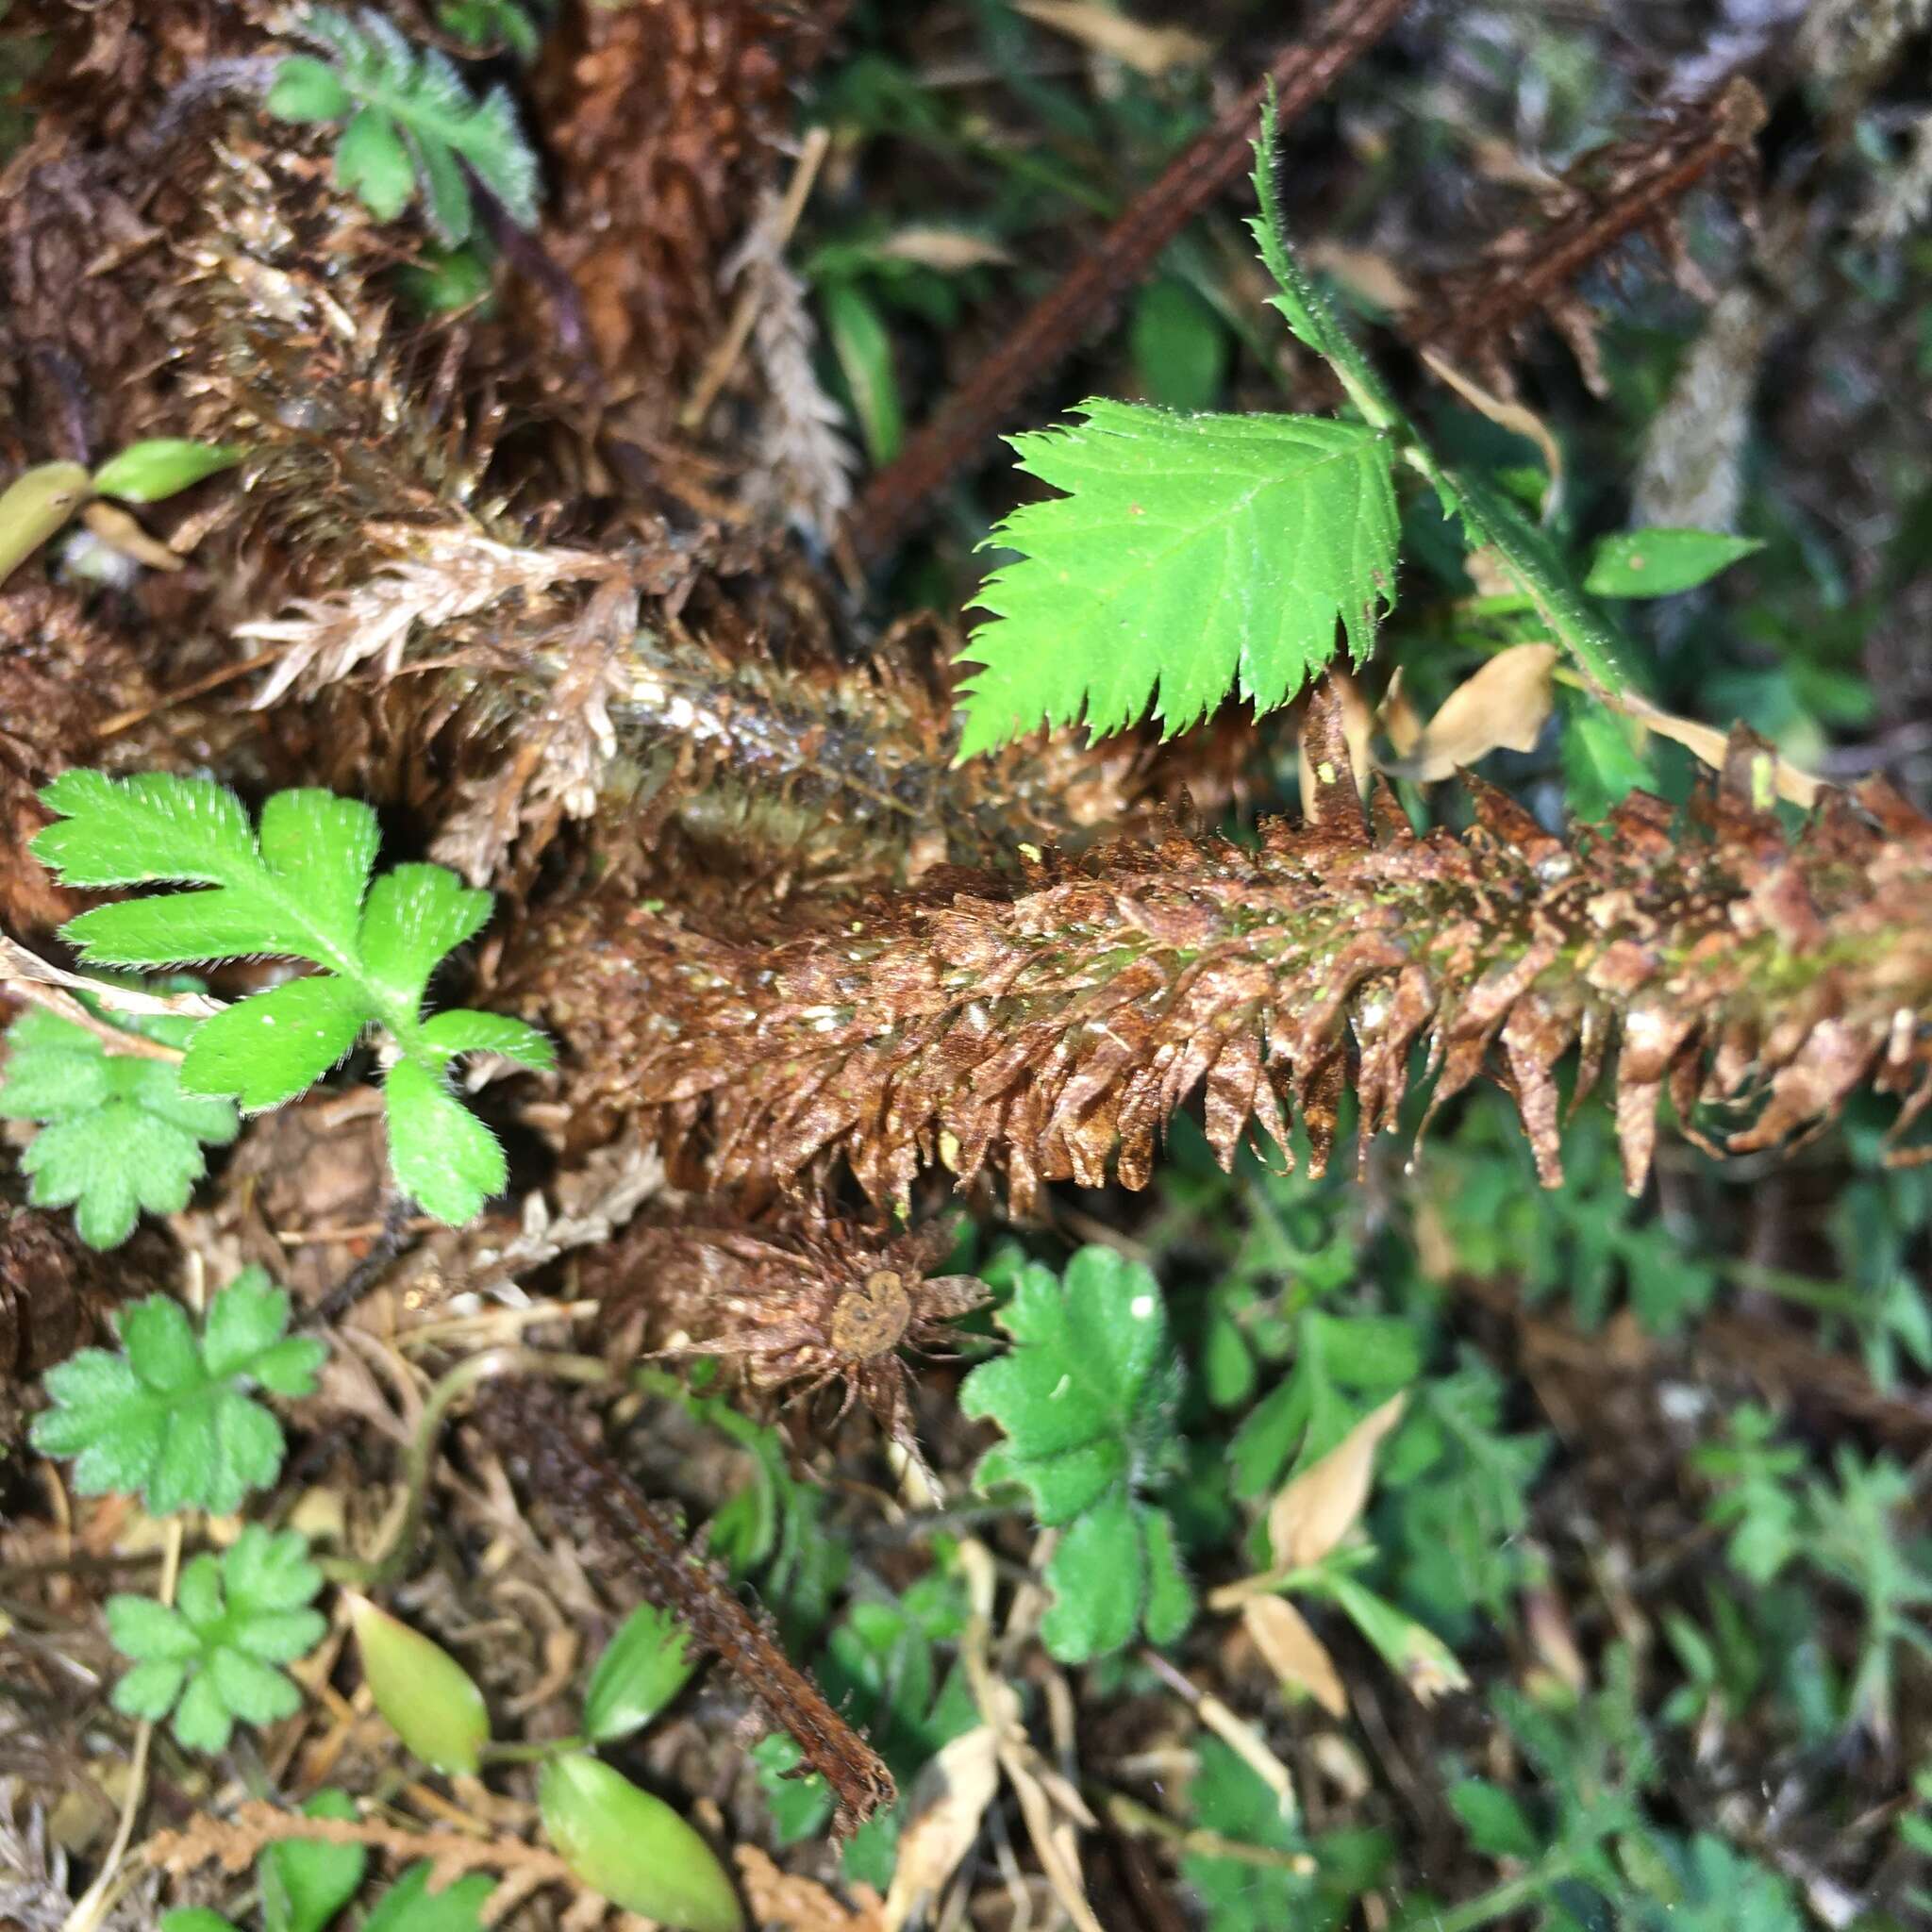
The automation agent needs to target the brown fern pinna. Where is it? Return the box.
[504,687,1932,1214]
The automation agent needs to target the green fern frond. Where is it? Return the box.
[267,8,540,245]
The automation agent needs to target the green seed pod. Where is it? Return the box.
[346,1593,489,1775]
[0,460,91,584]
[91,440,242,505]
[539,1752,743,1932]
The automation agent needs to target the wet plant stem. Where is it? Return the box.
[480,1737,580,1764]
[320,1347,610,1591]
[1424,1857,1576,1932]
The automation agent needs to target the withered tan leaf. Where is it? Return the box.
[1419,351,1564,505]
[1266,1392,1407,1571]
[1013,0,1210,75]
[1402,645,1558,781]
[737,1846,884,1932]
[1243,1594,1348,1718]
[1379,666,1424,757]
[1298,669,1374,814]
[1621,693,1822,808]
[882,1725,1001,1931]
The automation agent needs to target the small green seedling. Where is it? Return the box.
[959,1246,1195,1660]
[0,440,242,584]
[29,1269,325,1515]
[352,1593,737,1932]
[267,8,540,245]
[108,1525,327,1754]
[0,984,238,1248]
[30,771,554,1224]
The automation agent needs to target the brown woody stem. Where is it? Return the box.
[842,0,1417,564]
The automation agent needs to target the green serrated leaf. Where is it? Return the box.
[957,401,1397,756]
[356,865,491,1009]
[337,105,416,220]
[31,774,539,1226]
[416,1008,555,1069]
[960,1247,1192,1659]
[29,1268,324,1515]
[383,1058,506,1224]
[265,9,541,239]
[181,976,373,1111]
[107,1528,325,1756]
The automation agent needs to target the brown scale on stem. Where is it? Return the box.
[500,685,1932,1216]
[1414,77,1769,398]
[597,1217,988,1478]
[472,1377,895,1838]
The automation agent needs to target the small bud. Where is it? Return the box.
[346,1593,489,1775]
[539,1752,743,1932]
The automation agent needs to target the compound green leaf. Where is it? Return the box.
[960,1247,1193,1658]
[30,1269,325,1515]
[106,1528,325,1756]
[30,774,545,1225]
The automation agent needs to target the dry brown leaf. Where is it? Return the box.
[882,1725,1001,1930]
[1403,645,1558,781]
[737,1845,885,1932]
[1242,1594,1347,1718]
[1379,667,1424,757]
[1265,1392,1407,1571]
[80,501,183,574]
[1298,670,1374,813]
[1013,0,1210,75]
[1621,695,1821,808]
[1304,242,1415,314]
[1419,350,1564,506]
[874,227,1017,272]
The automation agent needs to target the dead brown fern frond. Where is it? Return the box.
[503,690,1932,1215]
[525,0,843,408]
[1416,78,1767,398]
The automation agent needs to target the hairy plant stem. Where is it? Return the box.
[319,1347,610,1591]
[843,0,1418,562]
